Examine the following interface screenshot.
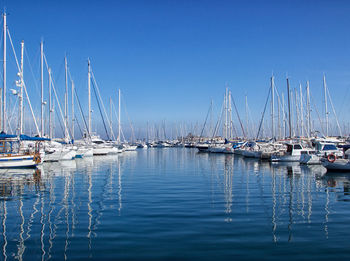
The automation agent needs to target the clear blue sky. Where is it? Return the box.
[2,0,350,138]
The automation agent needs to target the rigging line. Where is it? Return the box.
[310,93,325,137]
[200,101,212,138]
[43,53,72,140]
[212,100,224,139]
[53,57,65,89]
[256,87,271,140]
[326,86,342,136]
[74,86,91,139]
[74,113,84,138]
[91,78,110,140]
[24,45,41,98]
[7,28,40,135]
[121,92,136,142]
[55,102,66,137]
[90,71,115,140]
[7,94,18,132]
[230,93,246,138]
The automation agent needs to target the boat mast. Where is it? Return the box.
[224,87,228,139]
[287,77,292,138]
[40,41,44,136]
[295,88,299,136]
[109,97,112,140]
[64,56,69,140]
[323,74,329,136]
[282,92,286,138]
[49,67,52,139]
[71,80,75,140]
[19,40,24,135]
[118,88,121,144]
[245,95,248,138]
[306,81,311,137]
[228,89,232,139]
[277,92,281,139]
[2,12,6,132]
[271,75,275,139]
[299,83,304,137]
[88,59,91,135]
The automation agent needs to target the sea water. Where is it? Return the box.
[0,148,349,260]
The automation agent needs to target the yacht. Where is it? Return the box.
[300,141,342,165]
[0,134,42,168]
[270,142,314,162]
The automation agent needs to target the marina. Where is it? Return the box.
[1,148,350,260]
[0,1,350,260]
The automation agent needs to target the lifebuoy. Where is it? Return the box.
[327,153,336,163]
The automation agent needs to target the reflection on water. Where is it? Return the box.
[0,149,350,260]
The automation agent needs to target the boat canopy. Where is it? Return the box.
[0,133,17,139]
[20,134,50,141]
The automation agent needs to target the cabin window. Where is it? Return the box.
[323,144,337,151]
[294,144,302,150]
[0,141,14,154]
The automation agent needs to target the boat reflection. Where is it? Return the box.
[0,168,44,198]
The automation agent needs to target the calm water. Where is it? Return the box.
[0,148,350,260]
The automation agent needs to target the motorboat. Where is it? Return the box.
[300,141,342,165]
[321,148,350,171]
[270,142,314,162]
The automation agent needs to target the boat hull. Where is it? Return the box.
[321,158,350,171]
[0,155,38,168]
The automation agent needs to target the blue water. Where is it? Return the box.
[0,148,350,260]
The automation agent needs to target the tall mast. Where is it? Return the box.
[210,99,213,136]
[109,97,112,140]
[118,88,121,144]
[271,75,275,139]
[306,81,311,137]
[40,41,44,136]
[282,93,286,138]
[19,40,24,135]
[287,77,292,138]
[295,88,299,136]
[299,83,304,137]
[88,59,91,135]
[277,90,281,139]
[146,121,149,142]
[323,74,329,136]
[49,67,52,139]
[224,87,228,139]
[228,90,232,139]
[2,12,6,132]
[245,95,248,138]
[71,80,75,140]
[64,56,68,140]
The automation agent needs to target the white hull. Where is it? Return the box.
[0,154,38,168]
[300,154,321,165]
[242,150,261,158]
[321,158,350,171]
[76,147,93,158]
[44,149,75,162]
[208,146,226,153]
[61,149,76,161]
[124,145,137,151]
[93,147,110,155]
[93,145,121,155]
[271,155,301,162]
[108,147,122,154]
